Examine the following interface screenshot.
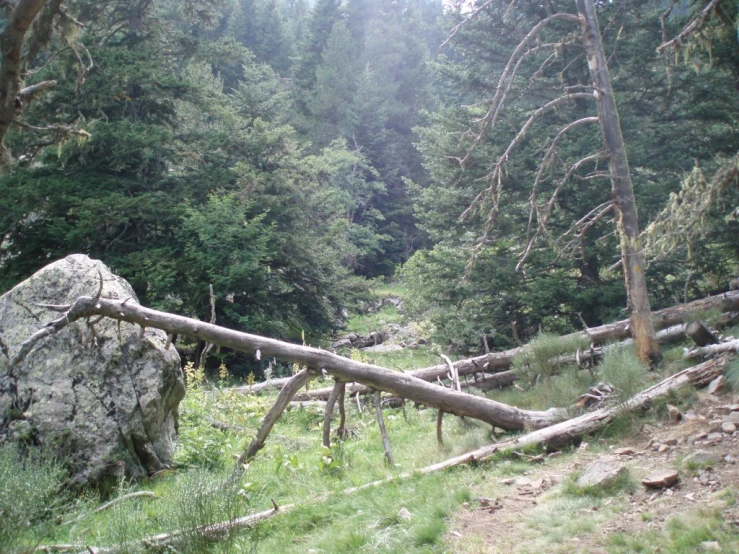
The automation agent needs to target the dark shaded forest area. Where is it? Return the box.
[1,0,737,373]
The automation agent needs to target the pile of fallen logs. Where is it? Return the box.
[15,288,739,553]
[237,290,739,403]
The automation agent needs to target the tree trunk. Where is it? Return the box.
[0,0,49,169]
[576,0,660,365]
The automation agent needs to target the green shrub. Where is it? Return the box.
[165,470,249,554]
[727,356,739,392]
[513,332,589,385]
[0,443,66,554]
[596,345,648,401]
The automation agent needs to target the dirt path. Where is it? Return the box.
[446,393,739,553]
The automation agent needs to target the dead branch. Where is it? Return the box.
[17,79,56,104]
[463,93,596,260]
[456,13,581,167]
[436,409,444,447]
[15,295,569,432]
[228,369,316,484]
[440,353,460,391]
[374,391,394,465]
[520,135,602,270]
[322,380,343,447]
[658,0,725,52]
[336,381,347,439]
[198,284,217,369]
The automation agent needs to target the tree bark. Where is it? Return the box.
[0,0,49,167]
[576,0,660,365]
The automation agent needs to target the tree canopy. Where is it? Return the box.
[0,0,737,370]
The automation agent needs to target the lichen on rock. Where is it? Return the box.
[0,254,185,485]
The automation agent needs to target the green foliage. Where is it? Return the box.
[608,506,739,553]
[166,470,248,553]
[596,346,649,402]
[0,444,67,554]
[513,332,590,384]
[727,356,739,392]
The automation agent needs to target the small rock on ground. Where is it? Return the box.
[641,470,679,489]
[577,455,626,488]
[682,449,720,468]
[706,376,727,395]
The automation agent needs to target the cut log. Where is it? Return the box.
[15,296,568,431]
[685,320,719,346]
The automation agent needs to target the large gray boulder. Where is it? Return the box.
[0,255,185,485]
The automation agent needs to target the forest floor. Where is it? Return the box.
[446,394,739,553]
[13,285,739,553]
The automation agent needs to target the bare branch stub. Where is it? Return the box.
[374,390,395,465]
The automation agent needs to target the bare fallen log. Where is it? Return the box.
[16,296,567,431]
[68,354,729,553]
[685,338,739,360]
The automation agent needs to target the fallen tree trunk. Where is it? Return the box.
[685,320,719,346]
[69,354,729,553]
[17,296,566,430]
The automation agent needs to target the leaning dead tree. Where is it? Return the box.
[447,0,660,364]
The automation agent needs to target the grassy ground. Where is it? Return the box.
[5,288,739,553]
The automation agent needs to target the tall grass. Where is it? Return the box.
[512,332,589,385]
[596,345,648,401]
[0,443,67,554]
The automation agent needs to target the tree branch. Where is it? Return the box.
[519,118,600,269]
[462,93,596,262]
[658,0,725,52]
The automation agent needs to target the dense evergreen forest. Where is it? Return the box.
[0,0,737,372]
